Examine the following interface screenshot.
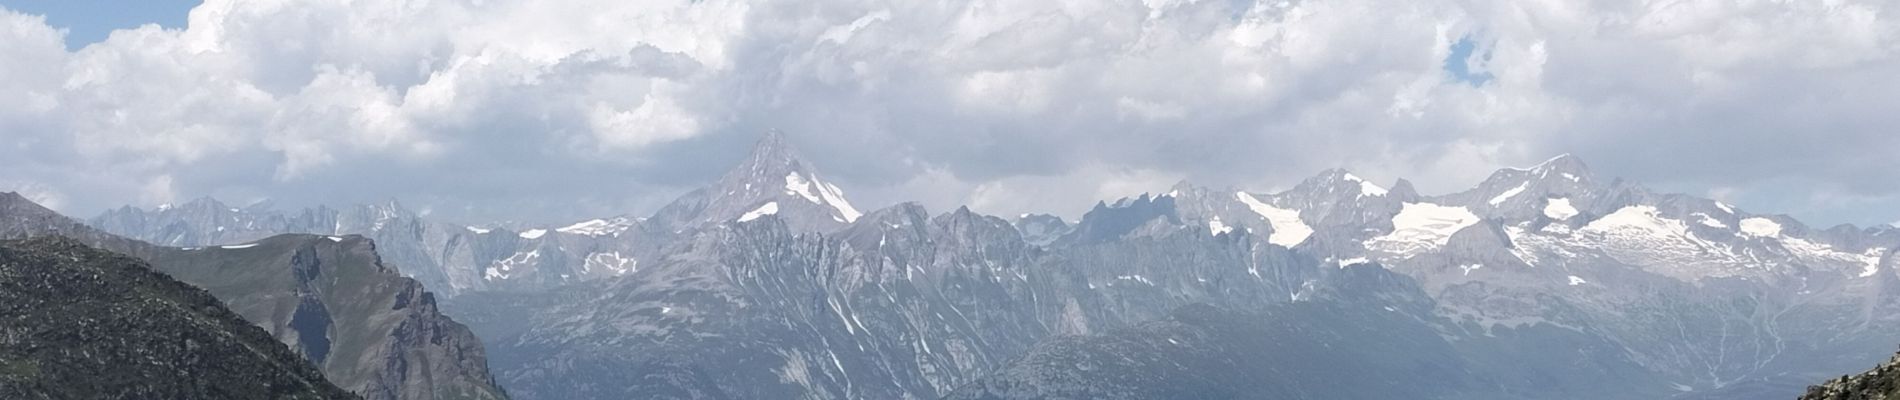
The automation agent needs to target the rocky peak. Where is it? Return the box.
[1529,153,1592,180]
[1058,193,1184,245]
[932,206,1018,241]
[1262,169,1409,230]
[1300,168,1391,198]
[1014,213,1073,246]
[1443,154,1609,221]
[654,130,865,233]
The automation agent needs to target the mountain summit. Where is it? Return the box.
[648,130,864,233]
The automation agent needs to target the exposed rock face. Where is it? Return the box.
[432,147,1900,400]
[1802,352,1900,400]
[1,192,507,400]
[943,265,1669,400]
[89,132,858,297]
[145,235,508,400]
[55,136,1900,400]
[0,236,357,400]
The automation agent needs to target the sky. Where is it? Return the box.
[0,0,1895,228]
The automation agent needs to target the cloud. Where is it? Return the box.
[0,0,1895,226]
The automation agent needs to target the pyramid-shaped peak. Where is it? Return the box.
[739,130,806,172]
[657,129,864,231]
[719,131,825,192]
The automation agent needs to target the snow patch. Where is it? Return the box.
[1236,192,1312,247]
[584,251,639,275]
[219,243,258,249]
[816,181,862,222]
[1577,205,1757,279]
[1342,173,1388,196]
[1568,275,1587,286]
[1543,198,1578,220]
[1489,182,1528,206]
[518,229,547,240]
[465,226,491,234]
[1115,275,1155,285]
[785,172,821,203]
[1459,263,1483,276]
[1781,237,1885,278]
[1207,217,1233,236]
[556,218,633,236]
[1739,217,1781,238]
[738,202,780,222]
[325,236,344,242]
[1693,213,1728,228]
[1367,202,1481,255]
[484,250,540,281]
[1714,202,1736,214]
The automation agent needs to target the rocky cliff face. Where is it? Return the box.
[0,192,508,400]
[0,236,357,399]
[145,235,508,400]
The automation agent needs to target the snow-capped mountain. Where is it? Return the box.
[91,131,865,297]
[645,129,864,234]
[78,134,1900,400]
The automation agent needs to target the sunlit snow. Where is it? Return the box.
[1236,192,1312,247]
[1367,202,1480,254]
[739,202,780,222]
[1739,217,1782,238]
[1489,183,1527,206]
[1544,198,1578,220]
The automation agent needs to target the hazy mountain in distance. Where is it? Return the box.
[91,131,865,297]
[67,132,1900,400]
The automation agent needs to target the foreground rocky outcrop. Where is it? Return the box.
[1802,351,1900,400]
[0,192,508,400]
[0,237,357,399]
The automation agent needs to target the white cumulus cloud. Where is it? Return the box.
[0,0,1892,226]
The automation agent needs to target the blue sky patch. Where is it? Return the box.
[1444,34,1494,86]
[0,0,200,49]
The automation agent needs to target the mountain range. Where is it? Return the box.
[29,131,1900,399]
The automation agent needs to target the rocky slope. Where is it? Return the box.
[1802,351,1900,400]
[0,236,357,399]
[451,149,1897,400]
[66,134,1900,400]
[0,192,507,400]
[90,131,860,297]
